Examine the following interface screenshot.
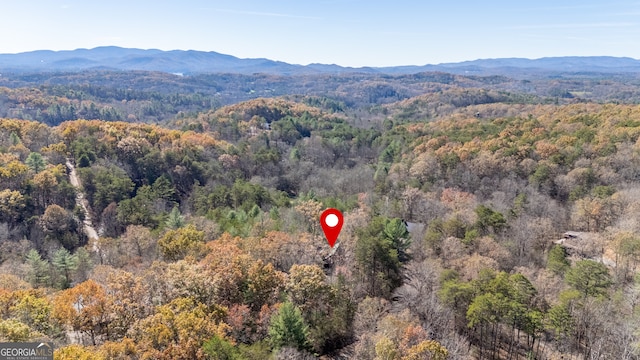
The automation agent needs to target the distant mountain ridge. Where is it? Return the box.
[1,46,640,75]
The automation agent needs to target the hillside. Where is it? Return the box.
[2,69,640,359]
[2,69,640,129]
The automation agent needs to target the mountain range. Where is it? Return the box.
[1,46,640,76]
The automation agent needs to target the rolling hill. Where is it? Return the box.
[1,46,640,75]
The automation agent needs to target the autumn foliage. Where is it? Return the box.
[3,74,640,359]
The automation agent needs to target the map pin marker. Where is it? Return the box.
[320,208,343,248]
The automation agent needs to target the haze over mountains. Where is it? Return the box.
[1,46,640,76]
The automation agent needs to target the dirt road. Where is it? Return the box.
[66,160,99,241]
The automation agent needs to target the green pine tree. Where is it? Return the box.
[166,206,185,229]
[566,260,612,298]
[9,132,21,146]
[547,245,570,275]
[25,250,50,288]
[51,248,78,289]
[268,302,311,351]
[25,152,46,173]
[383,218,411,262]
[77,153,91,168]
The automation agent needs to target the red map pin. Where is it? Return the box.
[320,208,343,248]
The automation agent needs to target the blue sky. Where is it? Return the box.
[2,0,640,67]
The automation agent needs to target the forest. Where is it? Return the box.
[1,70,640,359]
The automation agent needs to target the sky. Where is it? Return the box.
[1,0,640,67]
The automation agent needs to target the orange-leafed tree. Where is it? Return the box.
[104,270,151,340]
[52,280,111,345]
[131,297,229,360]
[245,260,285,312]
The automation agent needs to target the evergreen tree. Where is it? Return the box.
[25,152,46,173]
[566,260,612,298]
[355,217,403,297]
[202,334,244,360]
[474,205,507,234]
[151,175,176,202]
[9,132,21,146]
[51,248,79,289]
[25,250,50,288]
[268,302,311,351]
[547,245,570,275]
[383,218,411,262]
[166,206,185,229]
[77,153,91,168]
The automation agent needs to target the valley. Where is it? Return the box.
[1,58,640,359]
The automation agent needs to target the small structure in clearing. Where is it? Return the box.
[554,231,615,267]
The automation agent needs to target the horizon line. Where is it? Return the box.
[0,46,638,69]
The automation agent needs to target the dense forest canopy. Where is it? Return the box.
[1,68,640,125]
[1,69,640,359]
